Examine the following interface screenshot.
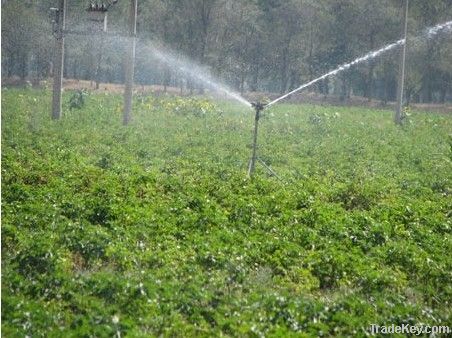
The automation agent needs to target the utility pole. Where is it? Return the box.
[95,38,104,90]
[395,0,409,125]
[123,0,138,125]
[95,13,107,90]
[51,0,66,120]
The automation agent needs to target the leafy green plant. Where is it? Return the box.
[68,89,88,110]
[2,88,451,336]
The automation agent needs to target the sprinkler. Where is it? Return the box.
[247,102,266,177]
[251,101,266,112]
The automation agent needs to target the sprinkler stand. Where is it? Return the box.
[247,102,265,177]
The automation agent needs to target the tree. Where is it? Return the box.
[2,0,452,104]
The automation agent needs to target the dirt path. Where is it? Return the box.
[3,77,451,113]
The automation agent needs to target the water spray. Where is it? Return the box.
[143,43,252,108]
[246,20,452,178]
[265,20,452,108]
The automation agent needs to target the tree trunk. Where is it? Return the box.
[240,70,245,95]
[406,88,412,106]
[439,90,446,104]
[188,79,194,95]
[7,54,13,77]
[340,73,349,102]
[19,52,28,80]
[95,36,105,90]
[163,66,170,93]
[251,63,259,92]
[308,20,314,82]
[288,70,299,91]
[280,47,289,94]
[323,78,329,97]
[422,79,433,103]
[365,32,376,102]
[384,76,395,105]
[73,59,79,79]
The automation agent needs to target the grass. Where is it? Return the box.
[2,88,451,337]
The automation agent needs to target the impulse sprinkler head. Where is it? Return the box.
[251,101,266,113]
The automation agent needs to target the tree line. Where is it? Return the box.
[2,0,452,104]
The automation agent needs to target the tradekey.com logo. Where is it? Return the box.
[369,324,450,336]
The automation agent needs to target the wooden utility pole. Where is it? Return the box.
[52,0,66,120]
[95,19,107,90]
[95,39,103,90]
[395,0,409,125]
[123,0,138,125]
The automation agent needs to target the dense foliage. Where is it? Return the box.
[2,88,452,336]
[2,0,452,103]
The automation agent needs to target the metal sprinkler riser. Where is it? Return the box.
[247,102,266,177]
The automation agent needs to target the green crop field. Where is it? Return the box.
[2,88,451,337]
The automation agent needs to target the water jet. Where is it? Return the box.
[245,20,452,178]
